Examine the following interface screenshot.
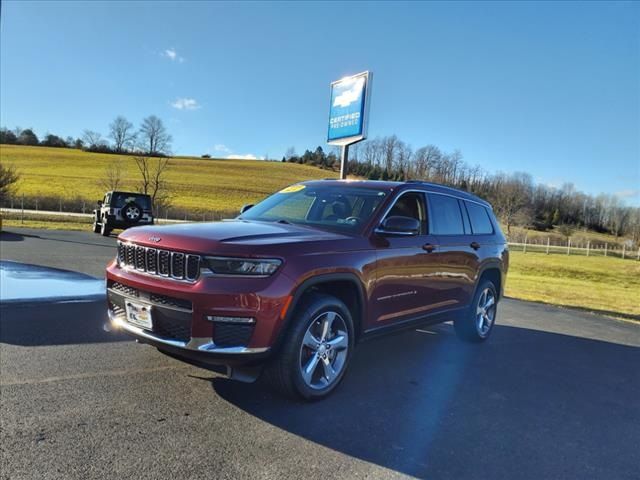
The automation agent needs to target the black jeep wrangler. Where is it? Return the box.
[92,191,154,236]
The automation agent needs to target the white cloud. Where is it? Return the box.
[615,189,640,199]
[226,154,264,160]
[163,48,185,62]
[214,144,232,153]
[170,98,201,110]
[333,77,365,108]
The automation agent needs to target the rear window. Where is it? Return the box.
[428,193,464,235]
[111,193,151,210]
[465,201,494,234]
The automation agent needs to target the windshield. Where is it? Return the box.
[240,184,388,232]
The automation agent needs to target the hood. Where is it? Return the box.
[118,219,358,256]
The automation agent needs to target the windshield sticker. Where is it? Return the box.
[280,185,306,194]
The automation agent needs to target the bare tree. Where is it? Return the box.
[138,116,172,156]
[0,164,20,203]
[492,172,533,235]
[82,130,105,148]
[109,116,136,153]
[284,146,297,160]
[98,160,124,191]
[382,135,399,173]
[134,156,171,214]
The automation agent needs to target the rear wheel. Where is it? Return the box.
[454,279,498,343]
[264,293,354,401]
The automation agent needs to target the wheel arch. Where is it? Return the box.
[275,273,367,350]
[477,263,503,300]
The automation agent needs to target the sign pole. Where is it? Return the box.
[340,145,349,180]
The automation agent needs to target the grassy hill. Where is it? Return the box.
[0,145,337,214]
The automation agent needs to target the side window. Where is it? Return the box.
[385,192,427,234]
[428,193,464,235]
[459,200,472,234]
[465,201,494,234]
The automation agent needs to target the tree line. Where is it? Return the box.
[285,135,640,243]
[1,121,637,243]
[0,115,172,156]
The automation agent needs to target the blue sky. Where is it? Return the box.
[1,1,638,204]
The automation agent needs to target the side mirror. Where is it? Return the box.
[376,216,420,236]
[240,204,254,214]
[97,200,103,207]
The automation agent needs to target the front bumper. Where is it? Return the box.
[108,308,269,356]
[107,287,271,366]
[106,260,293,365]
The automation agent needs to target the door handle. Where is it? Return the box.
[470,241,481,250]
[422,243,437,253]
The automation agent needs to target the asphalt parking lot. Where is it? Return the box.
[1,227,639,479]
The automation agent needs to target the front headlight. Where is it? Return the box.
[203,256,282,276]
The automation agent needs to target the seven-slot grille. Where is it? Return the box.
[118,241,200,281]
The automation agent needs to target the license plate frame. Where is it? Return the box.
[124,301,153,330]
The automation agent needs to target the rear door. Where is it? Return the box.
[463,199,499,282]
[427,193,479,308]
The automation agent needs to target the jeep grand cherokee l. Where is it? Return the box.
[107,180,508,400]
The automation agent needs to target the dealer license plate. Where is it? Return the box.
[125,301,153,330]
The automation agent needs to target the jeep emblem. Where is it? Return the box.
[148,236,161,243]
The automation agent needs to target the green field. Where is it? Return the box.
[505,251,640,318]
[0,145,336,213]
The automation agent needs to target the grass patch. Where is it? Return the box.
[505,251,640,318]
[2,218,90,232]
[1,145,336,213]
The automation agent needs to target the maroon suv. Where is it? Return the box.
[107,180,508,399]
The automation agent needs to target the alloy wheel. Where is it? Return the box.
[476,288,496,337]
[299,311,349,390]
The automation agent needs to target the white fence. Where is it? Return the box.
[508,239,640,260]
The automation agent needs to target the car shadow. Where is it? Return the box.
[0,300,130,346]
[0,231,25,242]
[211,324,640,479]
[0,227,116,248]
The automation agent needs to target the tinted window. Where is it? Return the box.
[428,194,464,235]
[112,193,151,209]
[459,200,472,234]
[465,201,494,234]
[385,192,427,234]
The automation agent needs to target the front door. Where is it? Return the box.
[370,191,444,328]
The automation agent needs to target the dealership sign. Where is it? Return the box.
[327,71,371,145]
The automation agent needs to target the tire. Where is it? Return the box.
[100,218,111,237]
[454,279,498,343]
[92,217,100,233]
[264,293,355,401]
[122,202,142,224]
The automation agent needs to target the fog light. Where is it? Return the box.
[205,315,255,324]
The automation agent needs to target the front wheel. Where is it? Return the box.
[264,293,354,401]
[100,218,111,237]
[92,219,100,233]
[454,279,498,343]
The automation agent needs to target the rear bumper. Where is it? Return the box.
[109,219,154,229]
